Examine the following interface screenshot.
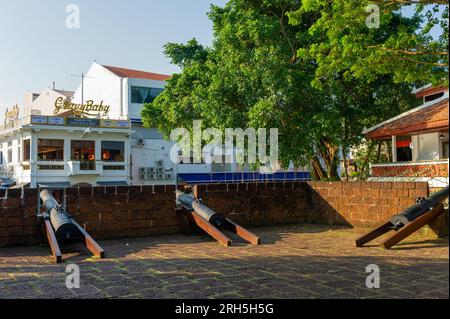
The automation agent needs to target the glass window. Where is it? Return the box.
[0,151,3,165]
[130,86,164,104]
[71,140,95,161]
[38,139,64,161]
[23,139,31,161]
[101,141,125,162]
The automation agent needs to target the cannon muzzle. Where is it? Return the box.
[390,186,449,229]
[40,189,81,240]
[176,190,226,227]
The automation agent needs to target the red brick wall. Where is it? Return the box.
[306,181,429,227]
[193,181,308,227]
[0,185,181,247]
[0,181,431,247]
[371,162,449,178]
[194,181,429,228]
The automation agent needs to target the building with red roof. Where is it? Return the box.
[364,86,449,187]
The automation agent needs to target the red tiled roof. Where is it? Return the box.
[415,86,447,99]
[366,98,449,140]
[103,65,171,81]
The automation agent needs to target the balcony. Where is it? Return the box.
[68,161,102,176]
[370,159,449,178]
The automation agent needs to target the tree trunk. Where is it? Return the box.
[313,138,340,181]
[342,146,349,181]
[310,156,326,181]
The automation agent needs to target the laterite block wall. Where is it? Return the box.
[0,185,181,247]
[193,181,430,228]
[0,181,437,247]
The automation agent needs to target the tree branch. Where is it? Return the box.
[367,46,448,56]
[369,0,449,5]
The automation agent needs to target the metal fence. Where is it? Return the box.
[177,171,311,184]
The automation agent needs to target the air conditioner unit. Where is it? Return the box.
[148,167,156,173]
[157,167,164,173]
[165,173,173,180]
[157,173,165,180]
[148,173,156,180]
[139,174,147,181]
[136,139,145,146]
[139,167,147,174]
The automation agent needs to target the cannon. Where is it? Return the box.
[176,190,261,246]
[40,189,81,240]
[177,191,226,228]
[356,186,448,249]
[390,186,449,229]
[38,188,105,263]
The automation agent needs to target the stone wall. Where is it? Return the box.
[0,181,438,247]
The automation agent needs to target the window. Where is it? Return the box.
[0,151,3,165]
[130,86,164,104]
[23,139,31,161]
[71,140,96,170]
[71,140,95,161]
[8,149,12,163]
[425,92,444,103]
[101,141,125,162]
[396,136,412,162]
[38,139,64,161]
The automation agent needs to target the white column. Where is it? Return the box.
[30,134,38,188]
[392,135,397,163]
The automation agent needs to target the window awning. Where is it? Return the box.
[38,182,71,188]
[97,181,129,186]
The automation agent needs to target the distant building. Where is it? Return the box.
[364,86,449,187]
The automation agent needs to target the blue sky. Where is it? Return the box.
[0,0,227,111]
[0,1,445,114]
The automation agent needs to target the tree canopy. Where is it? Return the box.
[142,0,442,180]
[288,0,448,88]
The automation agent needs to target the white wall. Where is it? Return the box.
[72,63,167,120]
[26,88,69,116]
[414,132,441,161]
[72,62,124,119]
[130,138,176,185]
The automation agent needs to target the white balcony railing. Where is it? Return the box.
[68,161,102,176]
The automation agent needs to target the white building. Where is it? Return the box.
[0,113,131,188]
[1,62,309,188]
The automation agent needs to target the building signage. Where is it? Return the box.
[66,117,100,127]
[48,117,65,125]
[54,97,111,118]
[100,119,131,129]
[4,104,20,124]
[30,115,48,124]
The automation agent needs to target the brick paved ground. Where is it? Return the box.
[0,224,448,299]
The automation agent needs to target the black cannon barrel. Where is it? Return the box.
[40,189,81,240]
[390,186,449,229]
[176,190,226,227]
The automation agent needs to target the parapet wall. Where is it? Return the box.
[193,181,430,228]
[0,181,437,247]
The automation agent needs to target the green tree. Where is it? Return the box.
[142,0,430,180]
[288,0,448,89]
